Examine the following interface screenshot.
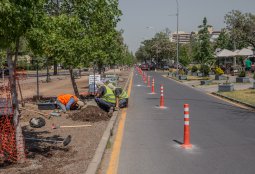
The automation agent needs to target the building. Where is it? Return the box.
[169,27,222,44]
[210,31,221,42]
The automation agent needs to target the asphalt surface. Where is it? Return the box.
[118,70,255,174]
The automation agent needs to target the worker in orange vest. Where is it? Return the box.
[56,94,84,112]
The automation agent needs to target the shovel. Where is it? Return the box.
[25,135,72,146]
[52,123,92,129]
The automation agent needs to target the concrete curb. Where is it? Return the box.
[85,69,133,174]
[211,92,255,110]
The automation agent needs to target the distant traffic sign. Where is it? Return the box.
[89,74,101,85]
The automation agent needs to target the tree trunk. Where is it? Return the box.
[46,58,50,82]
[69,67,79,97]
[97,62,103,74]
[7,47,25,163]
[53,59,58,75]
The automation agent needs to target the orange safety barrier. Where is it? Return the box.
[159,84,164,108]
[151,78,155,94]
[181,104,192,149]
[144,73,147,84]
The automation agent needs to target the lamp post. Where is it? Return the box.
[176,0,179,75]
[146,26,159,64]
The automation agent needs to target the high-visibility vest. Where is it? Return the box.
[117,88,128,100]
[102,85,116,104]
[57,94,78,105]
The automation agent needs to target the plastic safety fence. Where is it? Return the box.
[0,80,26,163]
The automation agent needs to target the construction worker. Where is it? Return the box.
[56,94,84,112]
[95,81,116,114]
[107,83,128,108]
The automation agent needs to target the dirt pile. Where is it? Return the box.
[68,105,110,122]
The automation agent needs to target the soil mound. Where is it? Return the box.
[68,105,110,122]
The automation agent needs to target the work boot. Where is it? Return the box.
[108,107,114,116]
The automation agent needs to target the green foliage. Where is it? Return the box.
[214,29,232,50]
[194,17,214,65]
[215,67,224,75]
[191,66,198,73]
[200,64,210,76]
[0,0,45,49]
[178,69,185,75]
[225,10,255,48]
[238,71,246,77]
[179,44,191,66]
[136,31,176,63]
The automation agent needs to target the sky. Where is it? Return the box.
[117,0,255,53]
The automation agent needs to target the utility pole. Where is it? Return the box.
[176,0,179,75]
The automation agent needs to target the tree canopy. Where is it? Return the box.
[225,10,255,49]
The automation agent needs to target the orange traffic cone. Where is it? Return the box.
[181,104,192,149]
[151,78,155,94]
[160,84,164,108]
[147,76,151,87]
[144,73,147,84]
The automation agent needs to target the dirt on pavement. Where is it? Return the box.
[0,68,130,174]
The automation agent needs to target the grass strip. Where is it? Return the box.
[218,89,255,106]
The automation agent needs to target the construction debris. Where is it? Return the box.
[29,117,46,128]
[25,135,72,147]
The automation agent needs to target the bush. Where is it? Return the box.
[215,67,224,75]
[169,68,174,73]
[200,65,210,76]
[238,71,246,77]
[191,66,198,73]
[178,69,185,75]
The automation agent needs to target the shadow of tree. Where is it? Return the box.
[22,126,70,159]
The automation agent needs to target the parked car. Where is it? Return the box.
[173,63,183,69]
[162,65,169,70]
[140,64,149,71]
[149,63,156,70]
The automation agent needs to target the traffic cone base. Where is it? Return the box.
[148,92,156,95]
[154,106,168,109]
[181,144,192,149]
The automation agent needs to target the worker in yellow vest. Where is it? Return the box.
[95,81,116,114]
[107,83,128,108]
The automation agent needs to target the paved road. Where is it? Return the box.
[118,70,255,174]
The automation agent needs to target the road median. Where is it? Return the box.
[85,69,133,174]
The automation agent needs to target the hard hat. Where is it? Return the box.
[96,81,104,87]
[107,83,116,90]
[77,101,85,109]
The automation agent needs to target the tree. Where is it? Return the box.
[136,31,176,64]
[225,10,255,49]
[194,17,214,67]
[0,0,45,162]
[27,0,122,96]
[82,0,122,74]
[214,29,232,50]
[179,44,192,66]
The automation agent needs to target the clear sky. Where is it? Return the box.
[117,0,255,53]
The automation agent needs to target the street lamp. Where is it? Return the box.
[146,26,158,64]
[176,0,179,75]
